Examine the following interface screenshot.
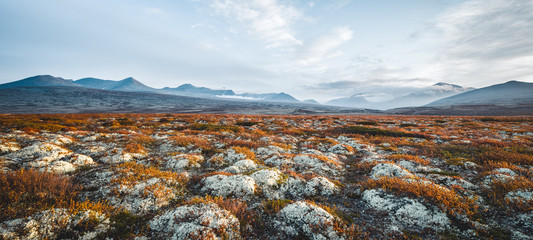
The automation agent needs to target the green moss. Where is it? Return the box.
[262,199,293,214]
[335,126,429,139]
[97,212,150,239]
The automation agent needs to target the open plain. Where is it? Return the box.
[0,114,532,239]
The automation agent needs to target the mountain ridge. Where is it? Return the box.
[427,80,533,106]
[325,82,474,110]
[0,75,300,104]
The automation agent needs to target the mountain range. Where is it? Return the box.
[0,75,531,115]
[325,82,474,109]
[0,75,305,104]
[387,80,533,115]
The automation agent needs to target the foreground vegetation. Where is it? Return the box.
[0,114,532,239]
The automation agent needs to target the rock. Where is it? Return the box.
[304,177,339,197]
[292,154,341,176]
[99,149,145,164]
[66,154,95,166]
[108,177,179,214]
[47,160,76,173]
[279,177,307,199]
[223,160,258,174]
[250,169,285,199]
[264,154,293,168]
[483,173,515,186]
[208,149,247,167]
[166,154,204,171]
[0,209,109,240]
[362,189,450,231]
[201,174,256,199]
[327,144,355,155]
[255,146,286,158]
[8,142,70,163]
[149,203,240,240]
[506,190,533,202]
[42,133,73,146]
[494,168,517,176]
[370,163,414,180]
[0,141,20,153]
[275,201,342,240]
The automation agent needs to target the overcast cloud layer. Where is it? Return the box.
[0,0,531,102]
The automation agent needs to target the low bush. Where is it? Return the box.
[0,169,79,221]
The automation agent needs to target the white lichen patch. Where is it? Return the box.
[327,144,355,155]
[99,149,146,164]
[208,149,247,167]
[255,146,287,159]
[166,154,205,171]
[250,169,286,199]
[41,133,73,146]
[149,203,240,240]
[0,140,20,153]
[8,142,70,163]
[370,163,414,180]
[429,175,477,191]
[493,168,518,176]
[201,174,256,198]
[275,201,342,240]
[397,160,440,173]
[67,154,95,166]
[292,154,341,176]
[264,154,293,168]
[223,159,258,174]
[506,190,533,203]
[0,209,109,240]
[3,142,93,173]
[483,172,516,186]
[108,177,179,214]
[304,177,339,197]
[362,189,450,231]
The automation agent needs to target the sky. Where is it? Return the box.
[1,0,532,102]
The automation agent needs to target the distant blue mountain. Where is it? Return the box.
[427,80,533,106]
[239,92,300,103]
[75,77,154,92]
[162,83,235,96]
[0,75,302,104]
[0,75,78,89]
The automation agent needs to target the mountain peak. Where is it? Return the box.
[0,75,77,89]
[505,80,521,84]
[121,77,138,82]
[433,82,462,88]
[176,83,196,90]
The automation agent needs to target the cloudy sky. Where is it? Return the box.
[1,0,532,102]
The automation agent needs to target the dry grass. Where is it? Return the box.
[111,162,187,191]
[0,169,79,221]
[387,154,430,165]
[232,146,256,160]
[486,176,533,212]
[170,135,211,149]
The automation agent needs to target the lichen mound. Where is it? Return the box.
[149,203,240,240]
[362,189,450,231]
[0,209,109,240]
[201,174,256,198]
[274,201,343,240]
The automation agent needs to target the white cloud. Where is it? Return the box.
[430,0,533,85]
[210,0,302,48]
[297,26,353,65]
